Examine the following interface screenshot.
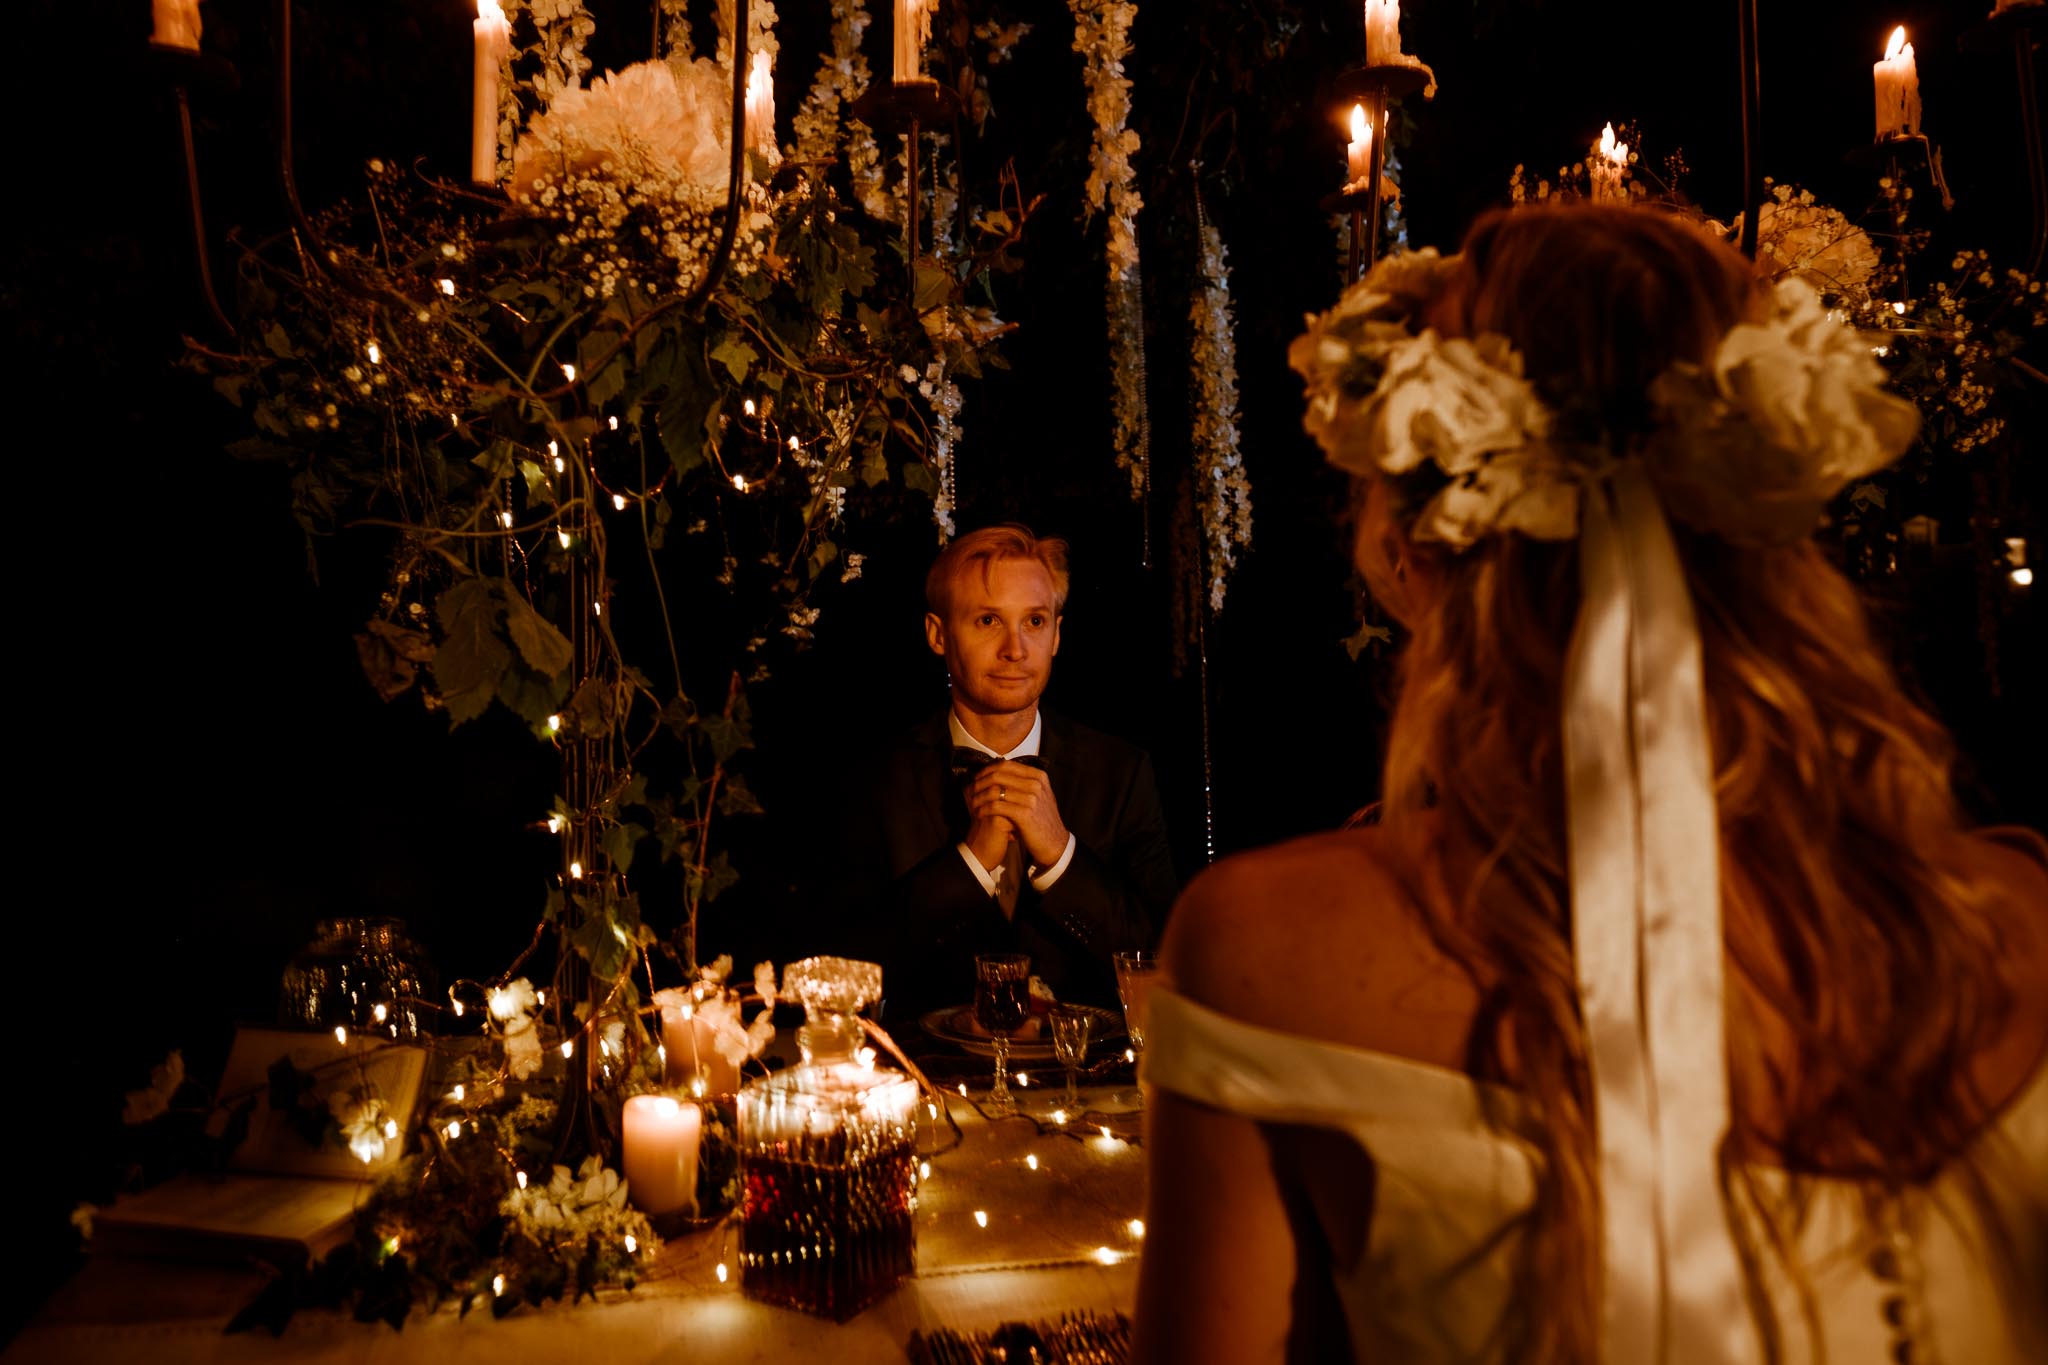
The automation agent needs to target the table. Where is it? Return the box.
[5,1088,1147,1364]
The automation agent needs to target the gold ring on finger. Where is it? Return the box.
[999,784,1006,798]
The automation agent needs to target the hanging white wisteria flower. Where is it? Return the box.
[1068,0,1150,501]
[793,0,873,163]
[1189,221,1251,611]
[913,361,964,540]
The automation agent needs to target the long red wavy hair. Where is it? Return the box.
[1356,204,2035,1361]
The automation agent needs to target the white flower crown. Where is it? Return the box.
[1288,247,1923,549]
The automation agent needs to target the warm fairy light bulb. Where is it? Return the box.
[446,1120,462,1139]
[557,528,571,549]
[927,1102,938,1119]
[1892,301,1907,315]
[547,816,561,834]
[608,415,619,430]
[624,1234,638,1255]
[857,1047,877,1071]
[547,714,562,732]
[384,1118,399,1139]
[613,494,627,511]
[742,398,756,417]
[561,363,577,382]
[1128,1219,1146,1239]
[1099,1125,1113,1140]
[716,1262,729,1284]
[438,278,456,296]
[516,1170,528,1189]
[453,1000,465,1018]
[1052,1109,1067,1125]
[1025,1154,1038,1171]
[731,474,749,492]
[592,601,602,616]
[536,990,546,1006]
[373,1003,388,1023]
[555,456,566,473]
[1125,1048,1136,1063]
[1093,1246,1122,1265]
[452,1084,466,1102]
[493,1274,506,1296]
[656,1044,667,1067]
[500,511,515,528]
[569,860,584,879]
[691,1077,708,1098]
[548,440,559,458]
[973,1210,988,1229]
[1015,1073,1029,1087]
[957,1083,969,1097]
[366,341,382,365]
[335,1026,348,1045]
[2014,567,2035,587]
[787,435,800,451]
[599,1036,612,1057]
[919,1161,931,1180]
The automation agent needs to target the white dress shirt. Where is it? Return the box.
[950,709,1077,913]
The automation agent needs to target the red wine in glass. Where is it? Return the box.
[972,954,1030,1115]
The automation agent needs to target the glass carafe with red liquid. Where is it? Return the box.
[736,956,920,1320]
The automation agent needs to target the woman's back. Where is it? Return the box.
[1141,822,2048,1362]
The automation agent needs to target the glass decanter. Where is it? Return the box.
[736,956,920,1321]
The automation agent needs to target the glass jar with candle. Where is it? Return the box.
[278,918,436,1041]
[736,956,919,1321]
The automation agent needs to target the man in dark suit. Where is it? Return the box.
[840,525,1176,1024]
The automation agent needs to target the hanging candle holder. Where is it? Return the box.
[849,82,967,263]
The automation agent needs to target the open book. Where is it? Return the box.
[93,1027,428,1266]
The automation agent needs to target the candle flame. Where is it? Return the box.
[1350,103,1368,144]
[1884,26,1906,60]
[479,0,505,21]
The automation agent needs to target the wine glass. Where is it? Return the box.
[972,953,1031,1116]
[1112,951,1159,1108]
[1049,1004,1094,1110]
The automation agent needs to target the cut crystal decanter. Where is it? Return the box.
[736,956,920,1320]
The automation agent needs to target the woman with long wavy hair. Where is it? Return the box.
[1131,205,2047,1364]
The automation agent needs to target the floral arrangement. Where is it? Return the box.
[1068,0,1150,502]
[1290,250,1919,550]
[1188,217,1251,609]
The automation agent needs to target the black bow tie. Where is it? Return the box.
[950,747,1047,779]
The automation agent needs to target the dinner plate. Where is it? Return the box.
[917,1003,1124,1061]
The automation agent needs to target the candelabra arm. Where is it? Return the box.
[176,87,235,337]
[1735,0,1762,259]
[688,0,752,318]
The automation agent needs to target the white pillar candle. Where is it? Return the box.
[894,0,933,84]
[1591,122,1629,202]
[152,0,202,51]
[1872,27,1920,140]
[663,998,743,1097]
[622,1095,702,1216]
[472,0,512,185]
[1346,104,1372,189]
[744,50,776,156]
[1364,0,1402,66]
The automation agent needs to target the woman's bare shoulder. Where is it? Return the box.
[1160,824,1484,1069]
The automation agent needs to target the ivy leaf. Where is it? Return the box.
[716,773,764,817]
[901,461,937,495]
[498,588,573,678]
[262,324,296,359]
[354,620,434,702]
[562,676,617,738]
[913,262,954,314]
[1341,621,1395,661]
[579,331,627,408]
[496,663,568,726]
[604,821,647,877]
[860,446,889,486]
[806,540,838,581]
[431,580,511,725]
[709,336,757,383]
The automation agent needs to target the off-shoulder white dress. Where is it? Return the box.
[1145,986,2048,1363]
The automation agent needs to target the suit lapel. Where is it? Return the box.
[911,711,956,844]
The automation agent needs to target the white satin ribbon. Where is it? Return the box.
[1563,463,1757,1364]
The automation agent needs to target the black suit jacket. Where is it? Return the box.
[833,710,1177,1024]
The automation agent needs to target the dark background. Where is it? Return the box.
[11,0,2042,1338]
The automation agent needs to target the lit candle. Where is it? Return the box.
[744,50,776,157]
[1345,104,1372,190]
[151,0,202,51]
[1364,0,1402,66]
[621,1095,702,1216]
[472,0,512,185]
[662,998,742,1097]
[894,0,934,84]
[1872,26,1920,141]
[1591,122,1629,203]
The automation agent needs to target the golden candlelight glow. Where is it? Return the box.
[445,1120,462,1139]
[547,714,562,731]
[624,1234,638,1255]
[1093,1246,1122,1265]
[385,1118,399,1138]
[569,860,584,879]
[1025,1154,1038,1170]
[557,528,571,548]
[516,1170,528,1189]
[438,278,456,296]
[493,1273,506,1296]
[500,511,515,527]
[452,1084,465,1102]
[561,1040,575,1059]
[1128,1218,1146,1238]
[1350,103,1368,145]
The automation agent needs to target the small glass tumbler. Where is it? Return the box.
[1049,1004,1094,1110]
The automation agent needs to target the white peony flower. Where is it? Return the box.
[1649,278,1919,542]
[504,1016,545,1080]
[1411,449,1584,548]
[511,59,734,205]
[1359,331,1551,479]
